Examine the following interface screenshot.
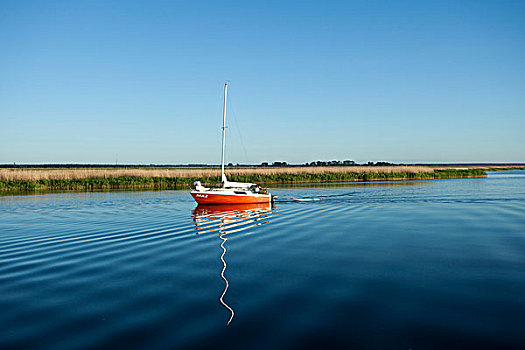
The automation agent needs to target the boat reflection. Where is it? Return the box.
[192,203,274,235]
[191,203,274,325]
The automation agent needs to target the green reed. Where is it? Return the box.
[0,169,487,192]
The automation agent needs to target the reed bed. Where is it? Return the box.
[0,168,220,181]
[226,166,435,176]
[0,166,435,182]
[0,166,487,192]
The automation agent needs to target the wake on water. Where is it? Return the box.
[276,192,355,203]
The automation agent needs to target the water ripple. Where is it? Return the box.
[1,175,525,349]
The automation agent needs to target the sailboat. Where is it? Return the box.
[190,82,273,204]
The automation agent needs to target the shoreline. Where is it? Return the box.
[0,168,491,193]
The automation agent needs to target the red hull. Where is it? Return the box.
[191,192,271,204]
[193,202,271,215]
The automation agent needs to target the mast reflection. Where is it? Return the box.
[192,203,274,325]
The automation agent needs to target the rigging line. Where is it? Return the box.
[215,85,225,173]
[219,232,235,326]
[227,88,250,164]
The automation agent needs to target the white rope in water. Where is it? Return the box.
[219,233,235,325]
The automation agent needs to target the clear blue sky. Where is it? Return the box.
[1,0,524,164]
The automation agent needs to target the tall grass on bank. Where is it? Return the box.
[0,167,486,192]
[0,166,437,181]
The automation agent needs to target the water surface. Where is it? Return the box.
[1,172,524,349]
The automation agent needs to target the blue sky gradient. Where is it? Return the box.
[1,1,524,164]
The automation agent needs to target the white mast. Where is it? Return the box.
[220,81,228,186]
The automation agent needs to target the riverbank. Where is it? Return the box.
[0,167,489,192]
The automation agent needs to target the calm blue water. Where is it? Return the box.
[1,171,524,349]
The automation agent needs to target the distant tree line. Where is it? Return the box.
[1,161,395,168]
[264,160,395,167]
[5,161,520,169]
[306,160,356,166]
